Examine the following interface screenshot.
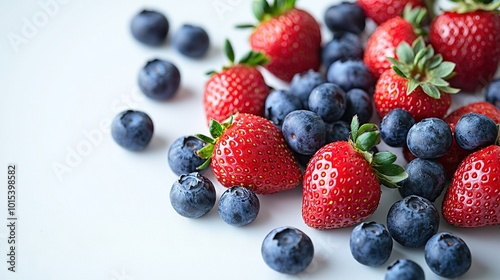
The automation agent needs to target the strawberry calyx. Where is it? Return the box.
[402,4,428,37]
[206,40,269,75]
[349,116,408,188]
[387,37,460,98]
[448,0,500,13]
[194,115,234,170]
[236,0,297,28]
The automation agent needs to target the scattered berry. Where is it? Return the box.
[264,89,304,128]
[325,120,350,143]
[282,110,326,155]
[322,33,364,69]
[111,110,154,151]
[485,78,500,109]
[218,186,260,226]
[341,89,373,125]
[169,172,216,218]
[380,109,415,147]
[172,24,210,58]
[454,113,498,151]
[424,232,472,278]
[385,259,425,280]
[324,2,366,34]
[130,10,169,46]
[326,59,375,93]
[308,83,346,123]
[290,70,326,109]
[168,136,206,176]
[406,118,452,159]
[399,158,446,202]
[358,0,423,26]
[138,58,181,100]
[349,222,393,266]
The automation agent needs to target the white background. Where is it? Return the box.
[0,0,499,279]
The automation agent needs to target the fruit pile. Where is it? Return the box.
[112,0,500,278]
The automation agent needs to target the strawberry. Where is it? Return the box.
[240,0,321,82]
[196,113,302,195]
[302,116,407,229]
[357,0,424,25]
[442,144,500,227]
[203,40,270,124]
[429,1,500,92]
[373,37,459,121]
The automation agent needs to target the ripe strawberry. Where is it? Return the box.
[357,0,424,25]
[302,117,407,229]
[241,0,321,82]
[374,38,459,121]
[429,2,500,92]
[442,144,500,227]
[196,113,302,195]
[203,40,269,124]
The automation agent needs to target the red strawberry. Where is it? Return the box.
[196,113,302,195]
[442,144,500,227]
[357,0,424,25]
[242,0,321,82]
[374,38,458,121]
[203,40,270,124]
[430,3,500,92]
[302,117,407,229]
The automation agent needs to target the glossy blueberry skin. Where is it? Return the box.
[380,109,415,147]
[290,70,327,109]
[399,158,446,202]
[350,222,393,267]
[168,136,206,176]
[324,2,365,34]
[172,24,210,58]
[325,120,350,143]
[111,110,154,151]
[308,83,347,122]
[424,232,472,278]
[261,226,314,275]
[485,78,500,109]
[326,59,375,93]
[322,33,364,69]
[342,88,373,124]
[138,59,181,100]
[265,90,304,128]
[282,110,326,155]
[218,186,260,226]
[130,10,169,46]
[385,259,425,280]
[406,117,452,159]
[169,172,216,218]
[387,195,440,248]
[454,113,498,151]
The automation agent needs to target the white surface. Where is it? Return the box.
[0,0,499,279]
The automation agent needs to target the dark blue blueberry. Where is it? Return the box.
[217,186,260,226]
[424,232,472,278]
[308,83,347,122]
[282,110,326,155]
[485,78,500,109]
[168,136,206,176]
[138,59,181,100]
[399,158,446,202]
[265,90,304,127]
[322,32,364,69]
[293,152,313,169]
[130,10,169,46]
[350,222,393,267]
[385,259,425,280]
[325,120,350,143]
[326,59,375,93]
[380,109,415,147]
[172,24,210,58]
[169,172,216,218]
[387,195,440,248]
[342,89,373,124]
[290,70,327,109]
[454,113,498,151]
[261,226,314,274]
[406,118,452,159]
[111,110,154,151]
[324,2,365,34]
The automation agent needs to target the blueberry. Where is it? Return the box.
[321,33,364,69]
[293,152,313,169]
[342,88,373,124]
[169,172,216,218]
[485,78,500,109]
[424,232,472,278]
[138,59,181,100]
[385,259,425,280]
[290,70,327,109]
[111,110,154,151]
[380,109,415,147]
[324,2,365,34]
[308,83,347,122]
[261,226,314,274]
[326,59,375,93]
[350,222,393,267]
[454,113,498,151]
[168,136,206,176]
[387,195,440,248]
[282,110,326,155]
[406,118,452,159]
[265,90,304,127]
[325,120,350,143]
[399,158,446,202]
[172,24,210,58]
[217,186,260,226]
[130,10,169,46]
